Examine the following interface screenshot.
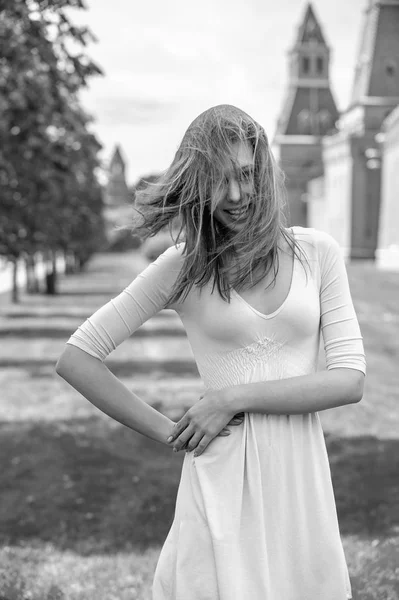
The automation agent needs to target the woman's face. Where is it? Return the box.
[212,140,255,231]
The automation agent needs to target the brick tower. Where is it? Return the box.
[314,0,399,258]
[273,3,339,226]
[103,145,132,245]
[348,0,399,130]
[105,145,131,207]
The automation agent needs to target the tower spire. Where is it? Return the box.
[349,0,399,110]
[274,3,339,139]
[294,3,327,46]
[105,144,130,207]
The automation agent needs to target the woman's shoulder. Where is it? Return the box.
[291,226,339,251]
[152,241,186,271]
[161,241,186,256]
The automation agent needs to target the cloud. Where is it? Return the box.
[90,96,179,125]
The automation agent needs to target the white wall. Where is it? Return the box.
[320,134,353,256]
[307,176,327,232]
[377,106,399,270]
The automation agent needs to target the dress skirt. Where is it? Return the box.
[152,410,352,600]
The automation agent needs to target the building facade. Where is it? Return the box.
[306,0,399,260]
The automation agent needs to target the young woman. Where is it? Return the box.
[56,104,366,600]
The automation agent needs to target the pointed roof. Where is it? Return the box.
[294,3,327,47]
[110,144,125,168]
[350,0,399,106]
[275,4,339,139]
[350,1,379,105]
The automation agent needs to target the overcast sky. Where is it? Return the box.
[74,0,367,184]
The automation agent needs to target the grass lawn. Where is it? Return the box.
[0,251,398,600]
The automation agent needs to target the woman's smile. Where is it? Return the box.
[224,206,251,220]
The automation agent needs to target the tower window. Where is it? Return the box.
[317,109,332,132]
[298,109,312,134]
[316,57,324,74]
[385,59,396,77]
[302,56,310,74]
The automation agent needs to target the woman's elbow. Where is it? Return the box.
[55,349,74,377]
[331,368,365,404]
[55,344,94,376]
[349,370,365,403]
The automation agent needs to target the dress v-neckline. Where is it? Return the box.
[231,227,296,320]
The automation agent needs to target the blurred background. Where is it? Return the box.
[0,1,398,599]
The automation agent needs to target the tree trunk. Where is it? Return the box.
[77,253,89,271]
[77,255,84,271]
[45,250,58,295]
[12,257,19,303]
[31,253,40,292]
[64,249,70,274]
[24,256,31,293]
[73,252,79,272]
[25,254,39,293]
[65,250,76,274]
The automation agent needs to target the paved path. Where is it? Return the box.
[0,250,205,424]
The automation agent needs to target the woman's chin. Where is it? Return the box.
[215,213,246,230]
[225,219,246,231]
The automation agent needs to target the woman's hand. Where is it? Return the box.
[166,389,244,457]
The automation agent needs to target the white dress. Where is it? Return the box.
[66,226,366,600]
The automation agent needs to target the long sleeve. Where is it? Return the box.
[65,243,185,361]
[315,230,366,374]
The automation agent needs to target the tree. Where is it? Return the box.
[0,0,104,301]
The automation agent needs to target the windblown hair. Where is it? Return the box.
[121,104,310,306]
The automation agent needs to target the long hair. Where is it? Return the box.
[121,104,309,306]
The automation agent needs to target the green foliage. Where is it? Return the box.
[0,0,105,274]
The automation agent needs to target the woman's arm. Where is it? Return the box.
[167,369,363,454]
[56,245,242,448]
[56,245,185,445]
[231,229,367,415]
[225,367,364,415]
[56,345,175,445]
